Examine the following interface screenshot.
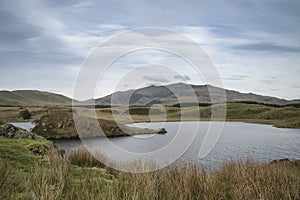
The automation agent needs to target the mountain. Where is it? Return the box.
[0,90,73,106]
[0,83,299,106]
[95,83,297,106]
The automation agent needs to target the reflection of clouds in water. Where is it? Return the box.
[88,122,300,170]
[132,134,157,139]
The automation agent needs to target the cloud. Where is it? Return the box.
[143,75,170,83]
[260,75,278,85]
[231,42,300,53]
[0,0,106,66]
[174,75,191,81]
[221,75,250,81]
[73,0,96,9]
[0,0,299,99]
[0,11,42,45]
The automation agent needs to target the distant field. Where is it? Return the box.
[0,103,299,128]
[95,103,300,128]
[0,106,71,124]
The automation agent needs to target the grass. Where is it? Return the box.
[1,139,299,200]
[0,106,71,124]
[68,145,107,168]
[0,135,53,199]
[95,103,300,128]
[125,107,162,115]
[1,103,299,199]
[0,102,299,130]
[30,148,70,200]
[0,135,52,169]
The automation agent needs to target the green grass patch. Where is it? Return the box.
[126,107,162,115]
[0,135,52,170]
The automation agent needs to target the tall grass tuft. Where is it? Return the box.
[3,146,299,200]
[67,145,107,168]
[0,160,11,199]
[30,147,70,200]
[0,160,9,188]
[102,160,300,200]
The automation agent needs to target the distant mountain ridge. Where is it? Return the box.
[0,83,299,106]
[95,83,299,106]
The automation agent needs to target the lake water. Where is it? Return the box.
[53,121,300,170]
[9,122,35,131]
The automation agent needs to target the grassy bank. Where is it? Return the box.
[1,136,299,200]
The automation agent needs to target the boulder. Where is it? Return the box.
[0,124,35,139]
[157,128,167,134]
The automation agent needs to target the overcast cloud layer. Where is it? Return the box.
[0,0,299,99]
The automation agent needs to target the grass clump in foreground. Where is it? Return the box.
[1,140,299,200]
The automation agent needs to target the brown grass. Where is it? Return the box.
[30,148,70,200]
[95,104,300,128]
[67,145,107,168]
[1,145,299,199]
[0,160,11,199]
[102,160,300,200]
[29,149,300,200]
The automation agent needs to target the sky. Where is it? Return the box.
[0,0,299,100]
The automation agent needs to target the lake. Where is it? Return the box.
[52,121,300,170]
[9,122,35,131]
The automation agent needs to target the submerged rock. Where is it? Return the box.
[157,128,167,134]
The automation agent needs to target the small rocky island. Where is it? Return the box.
[32,111,167,139]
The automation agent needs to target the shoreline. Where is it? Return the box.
[123,118,300,129]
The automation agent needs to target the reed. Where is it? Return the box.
[57,147,300,200]
[30,148,70,200]
[3,147,300,200]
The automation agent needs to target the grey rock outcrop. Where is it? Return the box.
[0,124,35,139]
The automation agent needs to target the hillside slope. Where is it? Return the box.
[0,90,73,106]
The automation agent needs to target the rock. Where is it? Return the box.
[0,124,35,139]
[270,158,290,164]
[157,128,167,134]
[57,123,63,129]
[43,144,50,150]
[27,145,43,155]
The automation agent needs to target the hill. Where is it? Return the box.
[1,83,299,106]
[0,90,73,106]
[95,83,297,106]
